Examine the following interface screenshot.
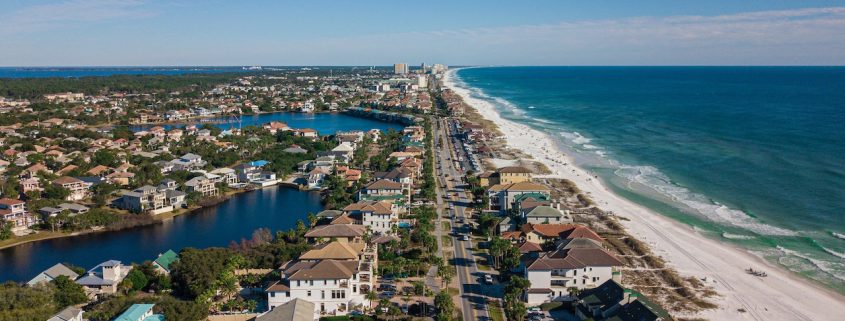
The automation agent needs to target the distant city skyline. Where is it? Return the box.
[2,0,845,66]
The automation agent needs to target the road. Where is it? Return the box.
[433,117,490,321]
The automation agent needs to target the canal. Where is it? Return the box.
[0,186,323,282]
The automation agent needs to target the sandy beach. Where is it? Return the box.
[443,69,845,321]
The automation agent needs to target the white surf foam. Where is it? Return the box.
[614,164,797,236]
[778,245,845,281]
[823,247,845,260]
[722,232,756,240]
[450,67,797,238]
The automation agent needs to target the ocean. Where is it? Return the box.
[451,66,845,293]
[0,67,251,78]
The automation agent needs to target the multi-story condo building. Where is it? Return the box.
[342,201,398,235]
[184,176,218,196]
[266,258,373,317]
[525,246,624,305]
[0,198,36,233]
[52,176,92,201]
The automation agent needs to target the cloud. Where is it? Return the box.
[1,5,844,65]
[0,0,154,35]
[269,6,845,65]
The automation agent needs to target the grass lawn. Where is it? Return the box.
[441,221,451,230]
[540,301,565,311]
[0,230,67,250]
[447,287,460,296]
[442,235,452,247]
[488,301,505,321]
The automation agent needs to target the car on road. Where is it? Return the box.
[462,235,470,241]
[484,274,494,284]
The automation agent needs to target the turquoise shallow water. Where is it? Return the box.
[452,66,845,292]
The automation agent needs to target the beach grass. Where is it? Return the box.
[487,301,505,321]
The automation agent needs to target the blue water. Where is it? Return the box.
[130,112,404,135]
[0,186,323,282]
[452,66,845,292]
[0,67,250,78]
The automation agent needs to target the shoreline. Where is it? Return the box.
[127,110,335,127]
[443,68,845,321]
[0,184,292,251]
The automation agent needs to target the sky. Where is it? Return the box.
[2,0,845,66]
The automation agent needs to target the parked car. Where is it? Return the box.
[484,274,494,284]
[462,235,470,241]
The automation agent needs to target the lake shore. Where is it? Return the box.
[443,68,845,321]
[0,185,262,251]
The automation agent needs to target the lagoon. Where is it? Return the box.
[0,186,322,282]
[130,112,405,135]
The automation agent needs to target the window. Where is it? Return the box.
[353,285,357,293]
[307,290,312,297]
[321,290,325,299]
[296,281,301,286]
[309,280,314,286]
[270,292,275,297]
[331,290,346,299]
[334,280,338,285]
[286,292,290,297]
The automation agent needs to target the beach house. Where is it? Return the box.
[265,259,372,317]
[170,153,206,171]
[487,181,551,212]
[76,260,133,296]
[152,250,178,275]
[342,200,398,235]
[575,280,664,321]
[184,176,218,196]
[0,198,36,233]
[524,204,572,225]
[256,298,315,321]
[47,306,84,321]
[358,179,404,202]
[118,185,173,215]
[27,263,80,286]
[52,176,92,201]
[113,303,164,321]
[304,224,367,244]
[525,246,624,305]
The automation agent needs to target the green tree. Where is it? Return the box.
[169,247,234,299]
[123,268,149,292]
[2,179,20,198]
[434,290,454,321]
[92,149,120,167]
[43,184,70,200]
[504,291,527,321]
[0,221,13,240]
[0,282,57,321]
[51,275,88,308]
[437,262,454,288]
